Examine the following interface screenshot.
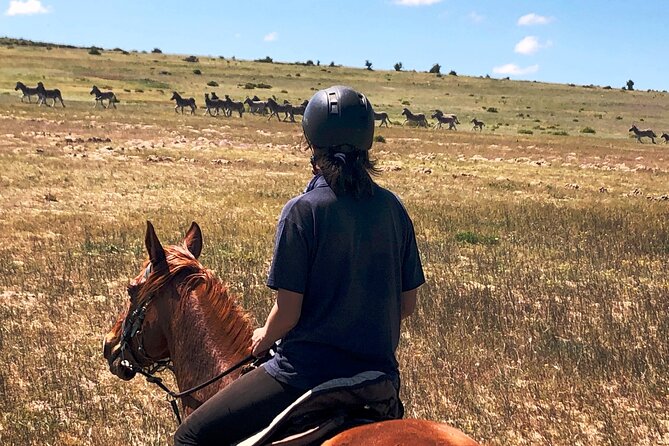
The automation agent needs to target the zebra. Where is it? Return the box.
[244,97,268,115]
[661,133,669,143]
[14,81,39,103]
[431,112,458,130]
[628,125,656,144]
[223,95,244,118]
[471,118,485,131]
[401,108,428,127]
[36,82,65,107]
[374,111,392,127]
[90,85,119,109]
[286,100,308,122]
[203,93,224,116]
[170,92,196,114]
[266,98,294,122]
[433,110,460,124]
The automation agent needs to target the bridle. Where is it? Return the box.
[114,262,255,424]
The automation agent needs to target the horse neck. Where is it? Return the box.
[164,276,253,410]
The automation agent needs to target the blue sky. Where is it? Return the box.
[2,0,668,90]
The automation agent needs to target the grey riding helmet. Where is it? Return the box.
[302,85,374,153]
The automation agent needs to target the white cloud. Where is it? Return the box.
[394,0,443,6]
[5,0,50,16]
[492,63,539,76]
[468,11,484,23]
[514,36,552,55]
[517,13,552,26]
[263,32,278,42]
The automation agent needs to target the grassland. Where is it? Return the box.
[0,42,667,445]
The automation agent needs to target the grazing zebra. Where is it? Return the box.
[36,82,65,107]
[629,125,656,144]
[203,93,224,116]
[401,108,428,127]
[266,98,294,122]
[661,133,669,143]
[223,95,244,118]
[286,100,308,122]
[14,81,39,103]
[471,118,485,131]
[431,112,458,130]
[170,92,197,114]
[374,111,392,127]
[90,85,119,109]
[244,97,268,115]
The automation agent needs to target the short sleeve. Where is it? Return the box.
[267,208,311,293]
[401,217,425,292]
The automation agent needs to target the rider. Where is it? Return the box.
[174,85,425,445]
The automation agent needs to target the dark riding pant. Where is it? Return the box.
[173,367,303,446]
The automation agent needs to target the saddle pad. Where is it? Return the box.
[236,370,400,446]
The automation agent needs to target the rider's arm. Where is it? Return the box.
[400,287,418,320]
[252,289,303,356]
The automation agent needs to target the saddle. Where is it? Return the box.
[235,371,403,446]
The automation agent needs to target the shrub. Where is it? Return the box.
[88,47,102,55]
[257,83,272,89]
[152,48,162,54]
[394,62,403,72]
[486,107,498,113]
[518,129,534,135]
[207,81,219,87]
[244,83,256,89]
[365,60,373,71]
[193,69,202,75]
[305,60,314,66]
[581,127,596,134]
[255,56,273,63]
[374,135,386,143]
[183,55,199,63]
[329,61,335,67]
[429,63,441,74]
[455,231,499,246]
[449,70,457,76]
[550,130,569,136]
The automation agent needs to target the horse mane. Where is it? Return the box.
[136,245,253,359]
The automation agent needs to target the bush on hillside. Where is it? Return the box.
[207,81,219,87]
[88,47,102,55]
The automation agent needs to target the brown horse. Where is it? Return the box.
[102,222,481,446]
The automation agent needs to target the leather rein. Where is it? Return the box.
[116,263,255,425]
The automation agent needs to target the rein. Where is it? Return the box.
[121,354,255,424]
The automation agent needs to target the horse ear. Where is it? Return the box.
[145,221,167,270]
[182,221,203,259]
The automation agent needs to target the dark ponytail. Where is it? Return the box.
[312,146,380,198]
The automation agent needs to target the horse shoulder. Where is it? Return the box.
[322,419,481,446]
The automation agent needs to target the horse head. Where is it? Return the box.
[15,81,24,90]
[170,92,180,101]
[629,124,637,132]
[90,86,99,95]
[102,221,203,381]
[401,108,409,116]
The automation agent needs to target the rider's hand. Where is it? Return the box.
[251,327,272,357]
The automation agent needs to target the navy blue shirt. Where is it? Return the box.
[264,175,425,390]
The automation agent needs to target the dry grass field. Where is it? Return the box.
[0,41,667,445]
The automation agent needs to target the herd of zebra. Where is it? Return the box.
[15,81,118,109]
[13,81,669,140]
[170,91,309,122]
